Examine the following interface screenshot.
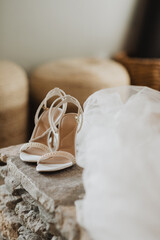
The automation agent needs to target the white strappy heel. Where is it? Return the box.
[20,88,67,162]
[36,95,83,172]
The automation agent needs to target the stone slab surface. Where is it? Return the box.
[0,144,22,163]
[0,177,4,186]
[0,185,21,240]
[7,157,84,213]
[0,185,53,240]
[0,145,89,240]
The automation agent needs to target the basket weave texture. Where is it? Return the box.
[0,61,28,148]
[30,58,130,110]
[114,52,160,90]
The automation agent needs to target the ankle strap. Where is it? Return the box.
[49,95,83,135]
[34,88,67,124]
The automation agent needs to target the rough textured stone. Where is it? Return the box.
[0,144,22,163]
[0,185,21,240]
[0,231,7,240]
[0,177,4,186]
[54,206,80,240]
[7,157,84,213]
[0,166,8,179]
[5,194,22,210]
[51,237,62,240]
[0,232,5,240]
[15,201,51,239]
[4,176,21,194]
[0,145,90,240]
[18,226,45,240]
[0,185,55,240]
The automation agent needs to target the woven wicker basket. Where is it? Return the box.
[30,58,130,110]
[0,61,28,148]
[114,52,160,90]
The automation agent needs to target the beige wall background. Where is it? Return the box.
[0,0,137,71]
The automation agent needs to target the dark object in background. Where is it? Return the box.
[129,0,160,58]
[114,0,160,90]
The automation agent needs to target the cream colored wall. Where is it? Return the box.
[0,0,137,71]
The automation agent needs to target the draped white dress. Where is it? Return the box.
[76,86,160,240]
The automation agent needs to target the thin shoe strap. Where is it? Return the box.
[48,95,83,137]
[34,88,67,125]
[30,88,67,146]
[38,151,76,164]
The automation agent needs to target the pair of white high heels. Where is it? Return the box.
[20,88,83,172]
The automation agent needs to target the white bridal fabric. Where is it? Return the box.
[76,86,160,240]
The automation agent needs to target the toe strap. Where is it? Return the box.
[38,151,76,164]
[20,142,49,153]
